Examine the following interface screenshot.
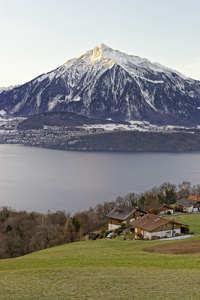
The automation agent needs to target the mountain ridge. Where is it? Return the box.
[17,111,124,130]
[0,44,200,125]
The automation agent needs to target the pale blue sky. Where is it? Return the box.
[0,0,200,86]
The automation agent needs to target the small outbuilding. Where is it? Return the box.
[131,213,189,240]
[88,232,99,240]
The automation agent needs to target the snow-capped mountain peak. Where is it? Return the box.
[70,44,186,81]
[75,43,115,68]
[0,44,200,126]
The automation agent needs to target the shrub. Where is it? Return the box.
[151,209,159,215]
[121,223,126,230]
[114,228,123,235]
[101,228,106,235]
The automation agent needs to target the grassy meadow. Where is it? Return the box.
[167,213,200,235]
[0,214,200,299]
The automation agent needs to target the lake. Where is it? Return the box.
[0,144,200,214]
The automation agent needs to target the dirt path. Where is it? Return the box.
[143,240,200,254]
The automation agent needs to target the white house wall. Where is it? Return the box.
[108,224,121,231]
[159,209,173,215]
[149,228,181,239]
[136,228,181,240]
[183,206,193,213]
[109,219,133,231]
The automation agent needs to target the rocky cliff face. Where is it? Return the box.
[1,43,200,125]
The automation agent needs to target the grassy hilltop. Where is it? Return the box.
[0,214,200,299]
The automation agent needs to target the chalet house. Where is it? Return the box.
[147,203,173,215]
[107,206,146,231]
[131,213,189,240]
[176,198,200,213]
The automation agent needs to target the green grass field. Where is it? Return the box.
[167,213,200,235]
[0,214,200,299]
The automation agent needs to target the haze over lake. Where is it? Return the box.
[0,144,200,214]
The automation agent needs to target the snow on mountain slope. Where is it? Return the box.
[78,43,187,81]
[0,44,200,125]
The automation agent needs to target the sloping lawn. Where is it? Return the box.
[0,236,200,299]
[167,213,200,235]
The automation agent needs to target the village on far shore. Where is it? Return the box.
[1,113,200,152]
[88,195,200,241]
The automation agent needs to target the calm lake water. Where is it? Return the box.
[0,144,200,214]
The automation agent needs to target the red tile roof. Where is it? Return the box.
[147,203,173,212]
[188,195,200,202]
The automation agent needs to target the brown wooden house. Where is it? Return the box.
[147,203,173,215]
[131,213,189,240]
[107,206,146,231]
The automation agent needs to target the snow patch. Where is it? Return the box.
[81,121,193,133]
[0,110,7,116]
[150,62,188,80]
[188,91,195,98]
[36,91,43,107]
[48,95,65,111]
[72,96,81,102]
[48,99,58,111]
[0,85,20,93]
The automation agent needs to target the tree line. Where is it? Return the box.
[0,181,199,259]
[55,130,200,152]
